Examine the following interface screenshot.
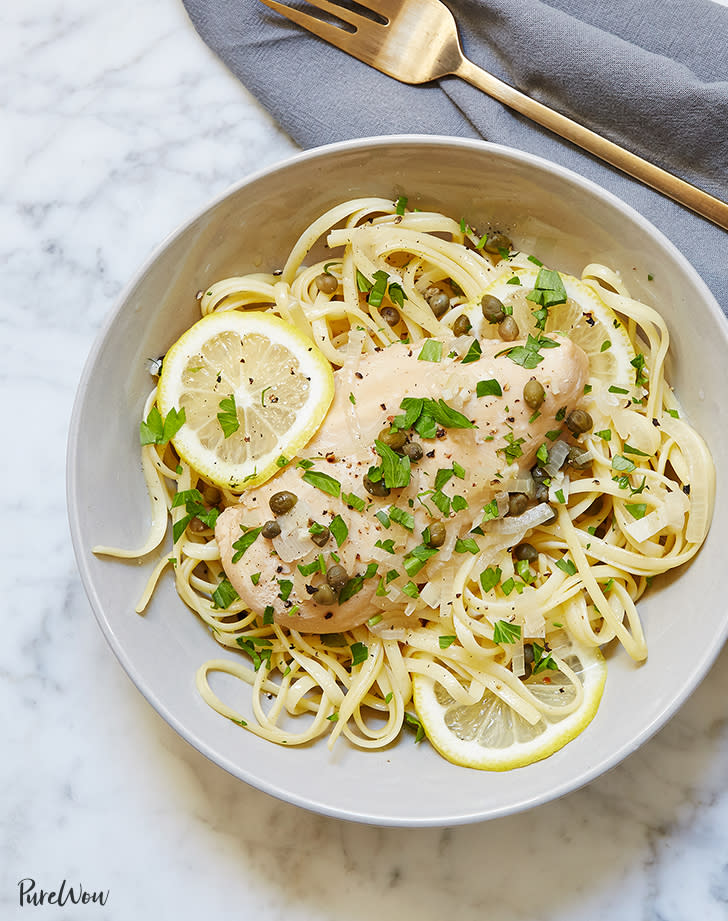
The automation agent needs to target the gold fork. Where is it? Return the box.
[259,0,728,232]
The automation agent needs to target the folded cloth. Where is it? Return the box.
[182,0,728,312]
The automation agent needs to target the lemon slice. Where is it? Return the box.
[412,633,607,771]
[157,311,335,490]
[472,266,635,389]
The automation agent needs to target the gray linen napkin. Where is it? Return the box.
[182,0,728,311]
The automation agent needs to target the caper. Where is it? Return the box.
[311,526,330,547]
[269,490,298,515]
[534,484,549,502]
[201,483,221,505]
[565,409,593,436]
[452,314,472,337]
[428,292,450,318]
[483,230,513,255]
[481,294,506,324]
[313,583,336,605]
[315,272,338,294]
[326,564,349,592]
[508,493,529,517]
[423,285,441,301]
[402,441,423,461]
[426,520,447,548]
[261,519,281,539]
[498,316,519,341]
[377,427,407,450]
[514,542,539,563]
[522,642,535,679]
[531,466,550,487]
[363,474,390,497]
[380,306,400,326]
[523,378,545,409]
[568,443,592,470]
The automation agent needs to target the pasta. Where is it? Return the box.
[95,197,715,765]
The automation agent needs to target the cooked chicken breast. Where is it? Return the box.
[216,334,588,632]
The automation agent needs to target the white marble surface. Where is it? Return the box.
[2,0,728,918]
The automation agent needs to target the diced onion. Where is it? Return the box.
[509,475,536,499]
[489,502,555,539]
[419,581,440,609]
[495,491,510,516]
[544,440,570,476]
[612,409,661,455]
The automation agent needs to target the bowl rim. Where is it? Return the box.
[66,134,728,826]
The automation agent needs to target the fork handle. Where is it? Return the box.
[456,58,728,232]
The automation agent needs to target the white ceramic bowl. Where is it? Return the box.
[68,136,728,826]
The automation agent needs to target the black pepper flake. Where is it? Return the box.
[426,449,436,458]
[652,418,660,427]
[324,612,334,619]
[276,565,284,573]
[683,484,691,495]
[380,403,387,410]
[436,428,446,438]
[355,371,363,379]
[305,585,317,594]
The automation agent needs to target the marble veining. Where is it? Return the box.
[2,0,727,919]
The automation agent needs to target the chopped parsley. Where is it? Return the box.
[480,566,502,592]
[612,455,636,473]
[350,642,368,666]
[476,378,503,397]
[439,635,457,649]
[493,620,521,644]
[403,544,439,576]
[374,439,412,488]
[625,503,647,519]
[217,395,240,438]
[211,578,239,610]
[140,405,186,446]
[461,339,482,363]
[454,537,479,554]
[504,333,560,370]
[302,469,341,497]
[555,557,577,576]
[389,506,415,531]
[526,268,567,309]
[532,643,558,674]
[329,514,348,547]
[418,339,443,362]
[171,489,219,543]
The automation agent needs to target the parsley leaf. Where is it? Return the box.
[480,566,502,592]
[211,578,239,610]
[231,525,263,563]
[140,405,186,446]
[329,514,348,547]
[217,395,239,438]
[476,378,503,397]
[374,439,411,489]
[302,469,341,497]
[418,339,443,362]
[493,620,521,644]
[461,339,482,363]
